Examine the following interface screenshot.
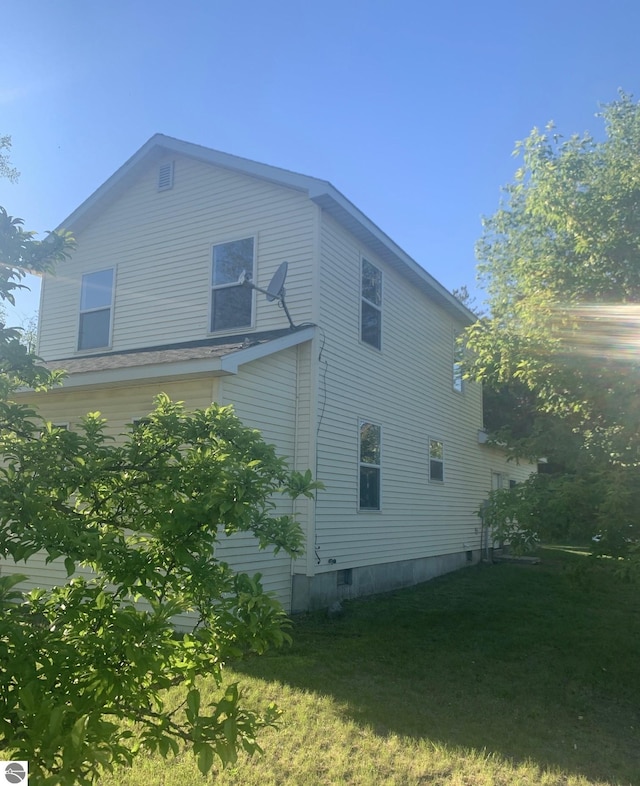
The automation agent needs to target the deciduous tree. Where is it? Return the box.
[464,93,640,557]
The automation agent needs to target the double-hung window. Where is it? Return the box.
[359,420,381,510]
[429,439,444,482]
[211,237,254,332]
[361,258,382,349]
[78,268,114,350]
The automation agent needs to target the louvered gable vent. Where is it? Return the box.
[157,161,174,191]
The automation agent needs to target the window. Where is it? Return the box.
[78,268,114,350]
[211,237,254,332]
[361,258,382,349]
[429,439,444,482]
[453,335,464,392]
[359,420,381,510]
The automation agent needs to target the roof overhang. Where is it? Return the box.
[37,326,316,392]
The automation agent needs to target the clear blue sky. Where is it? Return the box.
[2,0,639,325]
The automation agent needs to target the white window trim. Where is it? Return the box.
[358,417,382,512]
[360,256,383,351]
[208,235,257,335]
[428,437,445,483]
[76,267,116,353]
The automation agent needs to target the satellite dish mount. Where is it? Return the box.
[239,261,296,329]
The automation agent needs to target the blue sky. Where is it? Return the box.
[2,0,639,325]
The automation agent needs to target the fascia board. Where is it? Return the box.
[308,184,475,324]
[48,356,227,390]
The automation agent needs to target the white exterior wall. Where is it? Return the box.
[218,346,312,606]
[310,214,536,575]
[38,154,316,359]
[3,372,298,620]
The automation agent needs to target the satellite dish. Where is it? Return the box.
[238,260,296,330]
[266,261,288,301]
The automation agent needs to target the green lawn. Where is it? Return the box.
[99,548,640,785]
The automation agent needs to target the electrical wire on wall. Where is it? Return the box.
[295,322,328,566]
[315,325,328,564]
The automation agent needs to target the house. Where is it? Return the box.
[8,135,536,614]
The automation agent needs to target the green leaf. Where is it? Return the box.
[186,688,200,719]
[196,744,215,775]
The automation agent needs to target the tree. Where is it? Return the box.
[0,149,321,783]
[0,136,19,183]
[463,92,640,557]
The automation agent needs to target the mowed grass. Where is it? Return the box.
[99,548,640,785]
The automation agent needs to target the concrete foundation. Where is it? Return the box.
[291,549,478,613]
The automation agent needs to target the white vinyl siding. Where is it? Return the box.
[313,213,535,572]
[6,366,300,619]
[219,346,304,607]
[39,155,316,358]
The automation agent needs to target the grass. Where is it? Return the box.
[98,548,640,785]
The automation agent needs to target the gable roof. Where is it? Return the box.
[57,134,474,323]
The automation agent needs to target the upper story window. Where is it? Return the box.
[361,258,382,349]
[78,268,114,351]
[429,439,444,482]
[211,237,254,332]
[359,420,381,511]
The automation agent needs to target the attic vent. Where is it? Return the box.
[157,161,174,191]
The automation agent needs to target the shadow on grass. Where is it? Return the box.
[234,548,640,785]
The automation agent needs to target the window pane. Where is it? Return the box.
[430,459,444,482]
[78,309,111,350]
[211,286,252,331]
[429,440,443,460]
[359,466,380,510]
[361,301,381,349]
[360,421,380,464]
[453,362,463,392]
[81,269,113,311]
[212,238,254,285]
[362,259,381,306]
